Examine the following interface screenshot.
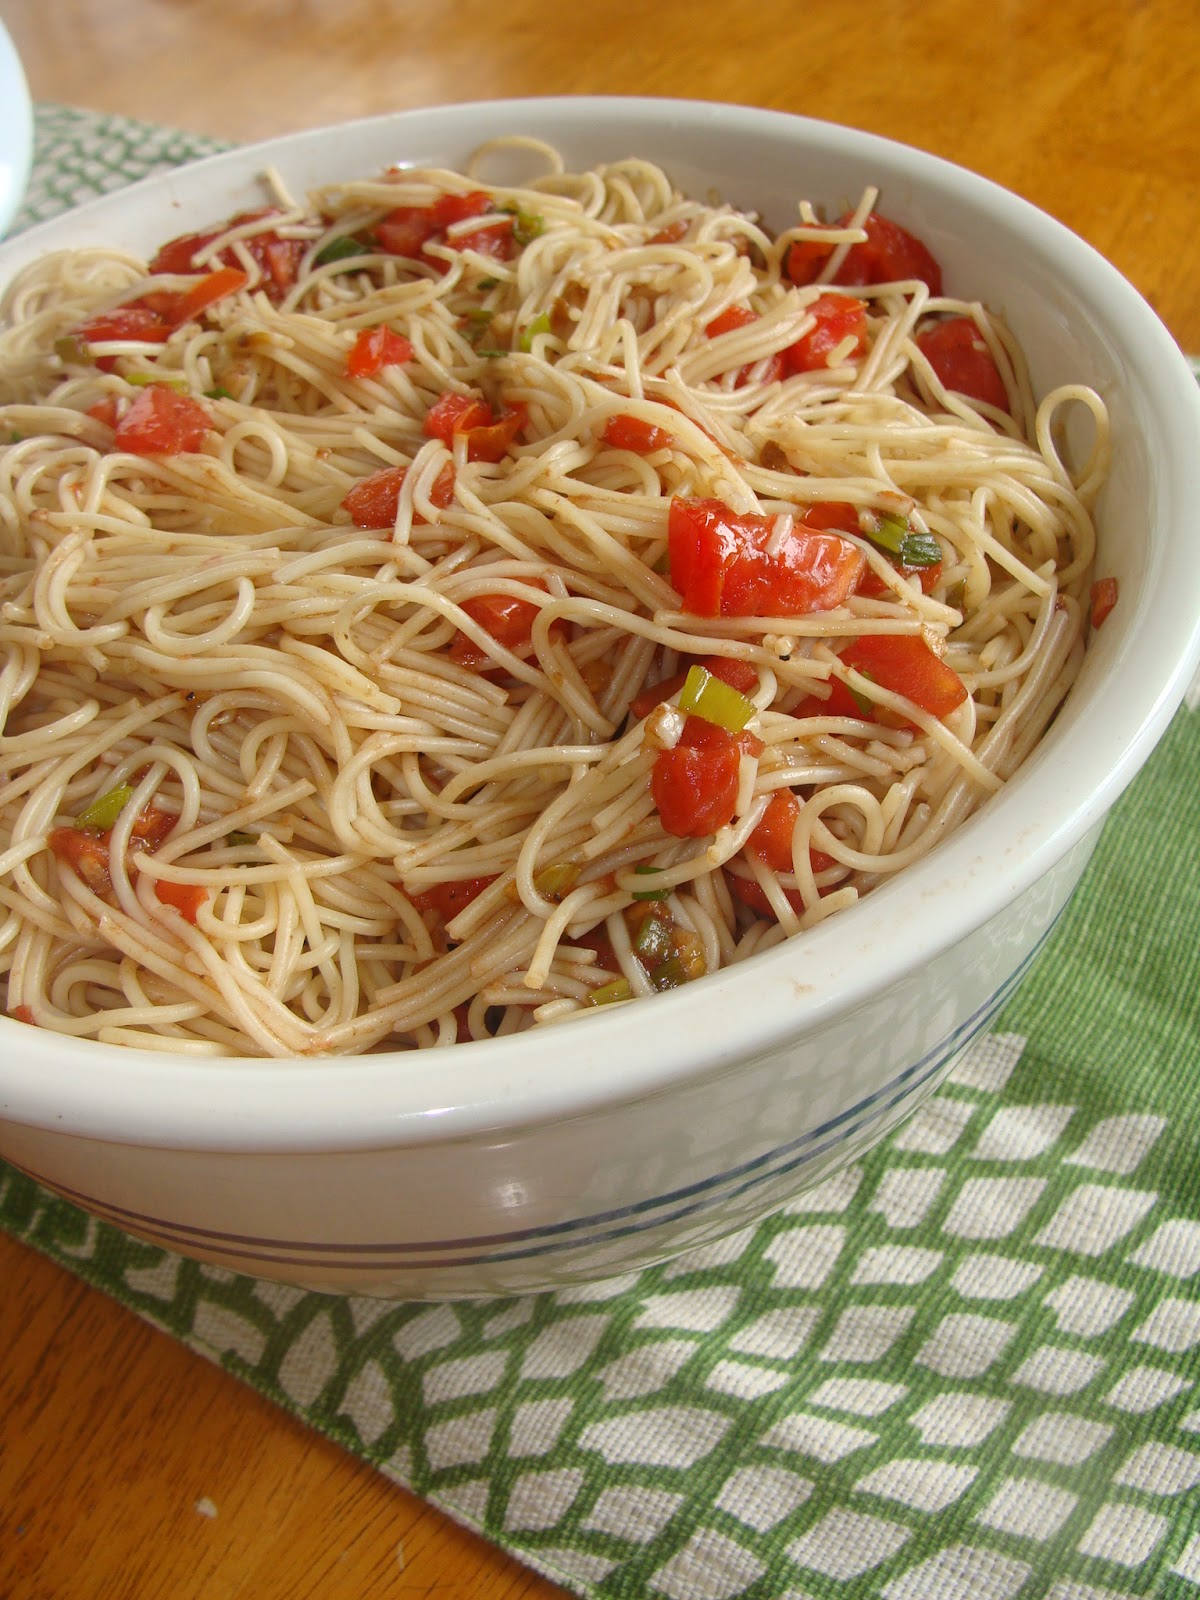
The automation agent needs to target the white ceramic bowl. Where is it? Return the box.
[0,18,33,236]
[2,98,1199,1298]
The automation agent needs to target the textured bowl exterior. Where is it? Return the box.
[2,99,1198,1297]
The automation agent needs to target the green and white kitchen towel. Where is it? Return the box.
[3,106,1200,1600]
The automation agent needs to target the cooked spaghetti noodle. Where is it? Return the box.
[0,142,1108,1057]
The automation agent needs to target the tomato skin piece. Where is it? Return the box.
[916,316,1009,410]
[78,305,171,347]
[154,879,207,923]
[652,738,742,838]
[603,413,674,453]
[345,326,414,378]
[832,211,943,295]
[341,461,455,528]
[166,266,249,327]
[783,293,868,373]
[112,386,210,457]
[840,632,968,719]
[449,590,546,671]
[459,403,527,464]
[668,497,865,619]
[409,875,496,923]
[423,390,494,445]
[1090,575,1118,629]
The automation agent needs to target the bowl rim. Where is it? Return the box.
[3,95,1199,1150]
[0,17,33,238]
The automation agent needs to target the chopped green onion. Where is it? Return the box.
[501,206,544,246]
[127,372,187,391]
[678,665,755,733]
[630,866,670,902]
[314,235,371,266]
[846,669,875,717]
[533,862,580,902]
[476,276,500,291]
[648,955,691,992]
[75,783,134,831]
[518,312,551,353]
[634,913,673,967]
[897,531,942,568]
[55,336,86,364]
[867,511,909,555]
[8,431,21,444]
[204,386,234,400]
[586,977,633,1007]
[225,831,256,847]
[866,511,941,569]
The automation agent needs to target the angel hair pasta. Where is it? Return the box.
[0,140,1110,1057]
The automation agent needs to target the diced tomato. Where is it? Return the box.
[793,677,870,720]
[150,209,302,300]
[783,293,868,374]
[78,306,171,347]
[457,403,527,463]
[748,789,800,872]
[345,326,414,379]
[450,590,546,671]
[424,392,526,462]
[48,805,178,895]
[647,219,690,246]
[705,306,758,338]
[451,218,516,261]
[652,737,742,839]
[915,316,1009,410]
[678,716,764,760]
[800,500,863,537]
[603,413,674,453]
[784,237,835,287]
[1090,576,1118,629]
[408,876,496,923]
[341,460,455,529]
[832,211,943,295]
[840,632,968,719]
[86,396,123,428]
[154,879,207,923]
[112,386,210,457]
[707,657,759,695]
[424,390,493,442]
[376,206,440,259]
[858,559,943,599]
[667,496,865,618]
[704,306,785,387]
[431,191,493,229]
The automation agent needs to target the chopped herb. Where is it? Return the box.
[866,511,941,569]
[533,862,580,902]
[55,335,86,364]
[225,831,257,847]
[518,311,552,353]
[586,977,633,1007]
[476,276,500,290]
[204,386,234,400]
[314,235,372,266]
[75,783,134,831]
[678,665,755,732]
[630,866,670,902]
[501,205,545,246]
[127,372,187,391]
[460,308,494,348]
[8,431,21,444]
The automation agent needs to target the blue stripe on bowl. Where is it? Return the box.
[15,922,1050,1274]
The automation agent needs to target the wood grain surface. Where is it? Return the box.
[1,0,1198,1594]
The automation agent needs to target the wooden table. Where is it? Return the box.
[1,1,1198,1593]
